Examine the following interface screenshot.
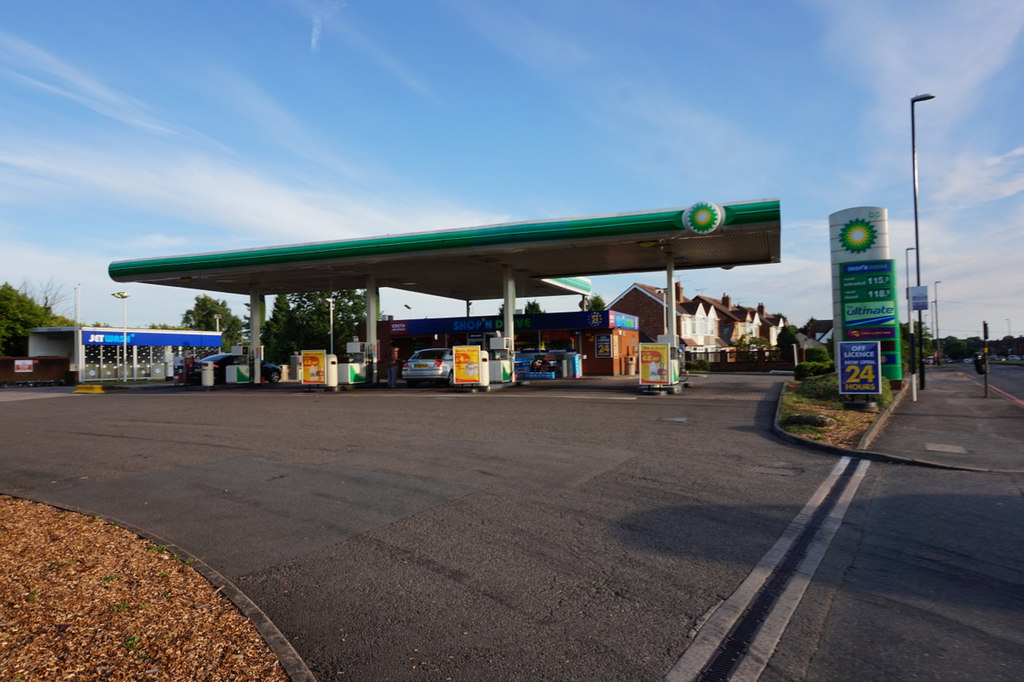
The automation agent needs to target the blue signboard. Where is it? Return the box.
[82,330,222,347]
[389,310,638,336]
[838,341,882,395]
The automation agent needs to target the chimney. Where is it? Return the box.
[722,293,731,309]
[675,281,684,303]
[757,302,765,316]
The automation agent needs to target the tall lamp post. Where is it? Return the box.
[325,297,335,356]
[112,292,130,380]
[911,92,935,389]
[905,247,917,401]
[933,281,941,364]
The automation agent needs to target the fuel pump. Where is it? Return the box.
[656,335,682,384]
[339,341,370,385]
[488,336,515,384]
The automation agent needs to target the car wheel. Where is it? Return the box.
[268,369,281,384]
[446,370,454,386]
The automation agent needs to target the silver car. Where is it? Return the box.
[402,348,453,387]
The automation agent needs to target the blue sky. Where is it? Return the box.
[2,0,1022,341]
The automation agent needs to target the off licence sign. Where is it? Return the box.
[838,341,882,395]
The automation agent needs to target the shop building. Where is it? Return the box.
[367,309,640,376]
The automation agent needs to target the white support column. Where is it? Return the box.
[503,266,516,351]
[365,276,379,383]
[665,255,678,347]
[249,289,262,383]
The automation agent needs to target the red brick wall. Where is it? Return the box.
[612,289,667,340]
[0,357,71,384]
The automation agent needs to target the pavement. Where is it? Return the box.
[782,365,1024,473]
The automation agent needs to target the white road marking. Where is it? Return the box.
[664,457,870,681]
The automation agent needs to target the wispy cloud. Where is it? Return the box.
[0,134,502,253]
[285,0,432,97]
[0,30,180,135]
[451,2,593,76]
[936,147,1024,209]
[311,14,323,52]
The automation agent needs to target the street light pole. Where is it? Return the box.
[325,297,335,356]
[905,247,917,401]
[937,278,942,364]
[933,280,941,364]
[911,92,935,389]
[112,292,130,380]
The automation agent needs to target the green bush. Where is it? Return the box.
[686,358,710,372]
[794,361,834,380]
[804,347,831,363]
[795,371,840,400]
[794,371,894,408]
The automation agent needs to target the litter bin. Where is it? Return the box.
[201,361,215,388]
[326,354,339,390]
[626,355,637,376]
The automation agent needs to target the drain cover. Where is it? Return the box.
[924,443,968,454]
[752,466,800,476]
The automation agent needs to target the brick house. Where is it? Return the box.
[608,282,724,351]
[611,284,786,350]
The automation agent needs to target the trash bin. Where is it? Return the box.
[201,361,215,388]
[326,354,339,390]
[626,355,637,376]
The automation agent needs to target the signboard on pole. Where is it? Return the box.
[301,350,326,384]
[639,343,670,385]
[909,286,929,312]
[453,345,482,385]
[838,341,882,395]
[829,207,902,385]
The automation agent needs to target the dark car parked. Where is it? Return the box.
[188,353,281,385]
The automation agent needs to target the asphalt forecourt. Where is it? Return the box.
[3,374,854,679]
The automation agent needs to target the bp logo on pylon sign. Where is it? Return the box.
[683,202,723,234]
[839,218,878,253]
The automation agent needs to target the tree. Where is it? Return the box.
[942,336,968,362]
[181,295,243,351]
[899,321,933,371]
[22,277,71,319]
[0,283,51,356]
[585,294,606,311]
[261,290,365,363]
[262,294,293,364]
[776,324,799,352]
[497,299,544,316]
[734,335,769,351]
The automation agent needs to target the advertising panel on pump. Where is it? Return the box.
[639,343,670,385]
[453,345,481,385]
[301,350,326,384]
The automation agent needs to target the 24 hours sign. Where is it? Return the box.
[838,341,882,395]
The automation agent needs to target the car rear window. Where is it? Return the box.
[412,349,446,360]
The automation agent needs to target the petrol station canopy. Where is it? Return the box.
[109,199,781,302]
